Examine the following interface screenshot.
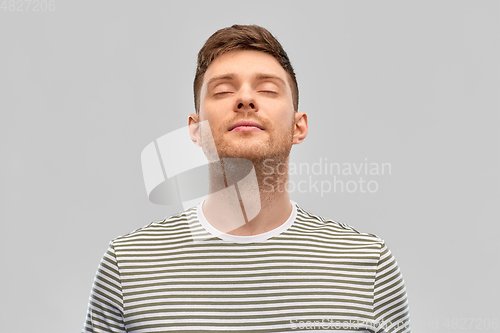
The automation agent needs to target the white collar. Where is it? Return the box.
[196,200,297,243]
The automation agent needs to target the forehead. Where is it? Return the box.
[202,50,290,87]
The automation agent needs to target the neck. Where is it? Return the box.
[202,156,292,236]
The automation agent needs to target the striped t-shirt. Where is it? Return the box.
[83,201,411,333]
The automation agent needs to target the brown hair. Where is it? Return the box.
[193,24,299,113]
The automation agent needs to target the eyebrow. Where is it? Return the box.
[206,73,287,89]
[206,74,236,89]
[255,73,287,87]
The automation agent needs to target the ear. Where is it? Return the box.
[188,113,202,147]
[292,112,308,145]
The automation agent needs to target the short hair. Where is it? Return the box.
[193,24,299,114]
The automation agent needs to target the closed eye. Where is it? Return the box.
[259,91,278,95]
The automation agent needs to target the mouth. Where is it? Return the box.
[228,120,264,132]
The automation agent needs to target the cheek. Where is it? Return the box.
[271,103,295,124]
[201,98,232,119]
[199,107,229,135]
[266,95,294,113]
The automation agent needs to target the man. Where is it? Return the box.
[83,24,411,333]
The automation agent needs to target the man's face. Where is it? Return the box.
[193,50,301,163]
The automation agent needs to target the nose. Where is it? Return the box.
[237,102,255,109]
[235,86,257,112]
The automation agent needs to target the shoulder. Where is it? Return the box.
[293,203,385,247]
[110,205,198,247]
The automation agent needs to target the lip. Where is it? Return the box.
[228,120,264,132]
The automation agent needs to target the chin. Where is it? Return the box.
[219,146,289,163]
[215,136,292,161]
[218,149,266,161]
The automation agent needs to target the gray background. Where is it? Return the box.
[1,1,498,332]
